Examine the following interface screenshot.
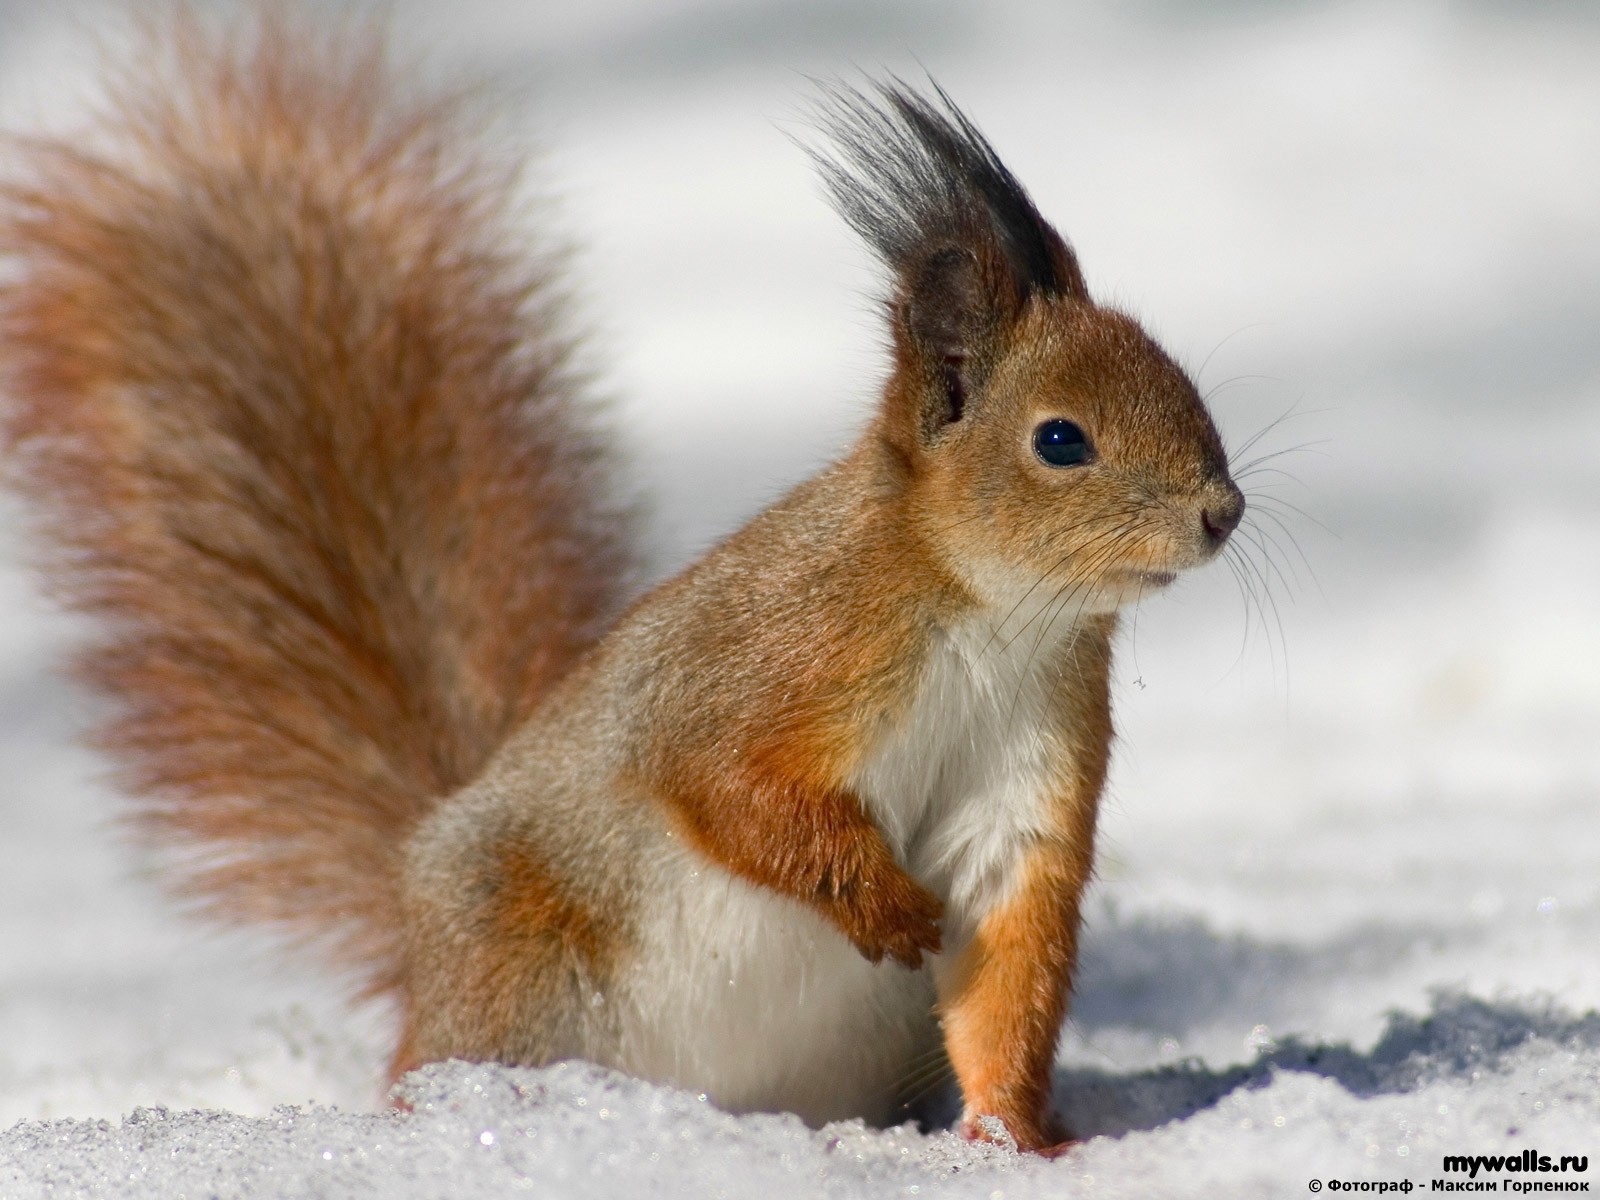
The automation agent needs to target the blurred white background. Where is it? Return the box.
[0,0,1596,1144]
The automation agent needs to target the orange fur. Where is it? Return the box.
[643,470,957,964]
[663,768,944,967]
[0,12,631,999]
[1,17,1244,1156]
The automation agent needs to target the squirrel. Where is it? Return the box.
[0,13,1243,1156]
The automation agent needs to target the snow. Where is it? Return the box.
[2,1,1598,1196]
[2,1006,1596,1197]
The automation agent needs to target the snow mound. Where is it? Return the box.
[3,993,1595,1199]
[0,1059,1039,1199]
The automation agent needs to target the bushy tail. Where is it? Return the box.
[0,12,631,998]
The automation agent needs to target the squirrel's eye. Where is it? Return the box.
[1033,419,1092,467]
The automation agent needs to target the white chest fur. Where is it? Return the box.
[614,581,1094,1124]
[851,586,1085,934]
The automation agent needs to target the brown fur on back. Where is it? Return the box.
[0,12,631,998]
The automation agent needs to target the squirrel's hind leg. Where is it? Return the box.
[396,787,639,1079]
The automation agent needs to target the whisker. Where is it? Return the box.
[1231,438,1331,477]
[893,1046,958,1112]
[1233,465,1307,487]
[972,505,1149,664]
[1203,372,1279,404]
[1233,532,1291,689]
[1236,520,1299,597]
[1245,492,1334,537]
[990,515,1144,661]
[1226,398,1328,464]
[1247,511,1321,596]
[993,518,1146,738]
[1218,544,1260,674]
[998,515,1139,713]
[1192,322,1272,387]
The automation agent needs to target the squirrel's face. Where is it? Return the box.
[903,298,1244,616]
[811,80,1242,616]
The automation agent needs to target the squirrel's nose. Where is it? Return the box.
[1199,487,1244,548]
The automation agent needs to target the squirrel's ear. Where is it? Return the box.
[805,78,1086,446]
[904,246,986,364]
[896,244,990,436]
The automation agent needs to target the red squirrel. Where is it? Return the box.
[0,15,1243,1155]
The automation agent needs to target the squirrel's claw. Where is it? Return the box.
[836,868,944,969]
[959,1111,1077,1158]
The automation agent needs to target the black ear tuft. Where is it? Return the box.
[803,77,1086,306]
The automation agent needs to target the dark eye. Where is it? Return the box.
[1033,419,1093,467]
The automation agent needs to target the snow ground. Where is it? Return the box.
[2,1,1599,1196]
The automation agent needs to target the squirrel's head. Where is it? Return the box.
[810,81,1243,614]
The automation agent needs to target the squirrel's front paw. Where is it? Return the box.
[834,868,944,969]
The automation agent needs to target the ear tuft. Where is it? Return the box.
[904,246,982,358]
[803,78,1086,305]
